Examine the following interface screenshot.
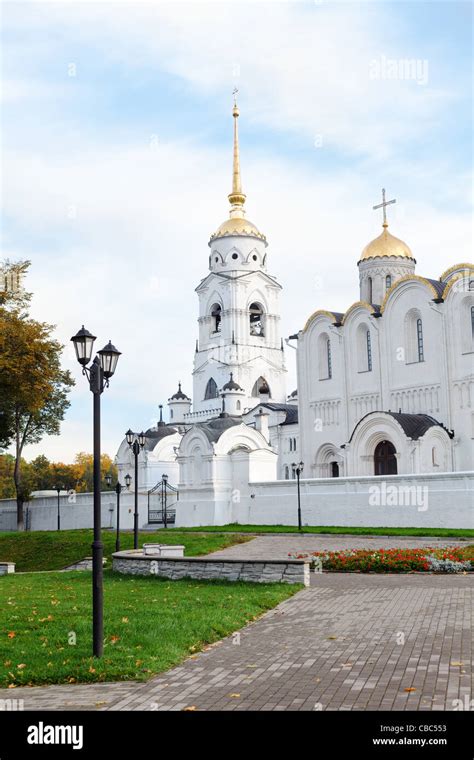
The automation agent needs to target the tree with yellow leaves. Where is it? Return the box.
[0,260,74,528]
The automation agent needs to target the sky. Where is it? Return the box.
[1,0,472,463]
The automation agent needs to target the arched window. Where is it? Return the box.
[170,409,174,419]
[471,306,474,339]
[469,280,474,291]
[249,302,264,336]
[204,377,219,400]
[385,274,392,291]
[405,309,424,363]
[368,276,373,303]
[416,318,424,362]
[284,465,289,480]
[236,400,241,411]
[318,333,332,380]
[210,303,221,333]
[374,440,397,475]
[357,324,372,372]
[367,330,373,371]
[252,376,271,398]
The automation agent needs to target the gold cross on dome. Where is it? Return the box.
[373,188,396,225]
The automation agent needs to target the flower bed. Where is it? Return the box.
[289,546,474,574]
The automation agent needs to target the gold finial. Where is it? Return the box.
[373,188,396,228]
[228,88,246,218]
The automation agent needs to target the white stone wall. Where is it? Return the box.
[0,491,150,532]
[175,472,474,529]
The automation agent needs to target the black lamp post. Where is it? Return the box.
[71,326,121,658]
[105,473,130,553]
[125,430,146,549]
[162,473,168,529]
[292,461,304,531]
[55,486,63,531]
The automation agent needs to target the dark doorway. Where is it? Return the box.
[374,440,397,475]
[330,461,339,477]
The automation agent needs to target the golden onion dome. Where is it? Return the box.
[210,216,267,244]
[359,223,413,262]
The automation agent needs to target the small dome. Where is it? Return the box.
[209,216,267,246]
[222,372,243,392]
[169,382,190,401]
[359,224,413,262]
[258,380,270,395]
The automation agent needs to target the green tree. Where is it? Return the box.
[73,452,117,492]
[0,454,16,498]
[0,263,74,528]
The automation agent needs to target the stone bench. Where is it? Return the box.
[113,551,310,586]
[0,562,15,575]
[142,544,185,558]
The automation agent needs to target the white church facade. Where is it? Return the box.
[115,100,473,528]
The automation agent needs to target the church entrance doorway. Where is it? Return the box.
[374,440,397,475]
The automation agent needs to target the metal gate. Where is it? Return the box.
[147,478,178,527]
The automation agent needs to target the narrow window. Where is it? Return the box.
[417,318,424,362]
[368,277,373,303]
[385,274,392,291]
[367,330,372,371]
[327,339,332,379]
[471,305,474,339]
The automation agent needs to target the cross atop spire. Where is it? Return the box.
[373,188,396,227]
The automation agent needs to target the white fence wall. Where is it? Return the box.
[175,472,474,529]
[2,473,473,531]
[0,492,150,532]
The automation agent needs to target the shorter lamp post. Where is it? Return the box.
[162,473,168,529]
[105,473,131,553]
[292,461,304,531]
[125,430,146,549]
[55,486,63,531]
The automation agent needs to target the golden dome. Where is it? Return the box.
[359,223,414,262]
[210,216,267,244]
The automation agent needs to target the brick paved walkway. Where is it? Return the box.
[2,572,471,712]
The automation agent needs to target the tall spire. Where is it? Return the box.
[228,89,246,219]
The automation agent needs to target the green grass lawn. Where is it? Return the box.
[0,529,251,572]
[171,524,474,539]
[0,570,299,687]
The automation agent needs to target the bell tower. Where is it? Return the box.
[192,96,287,417]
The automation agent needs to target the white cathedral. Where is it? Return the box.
[116,99,473,526]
